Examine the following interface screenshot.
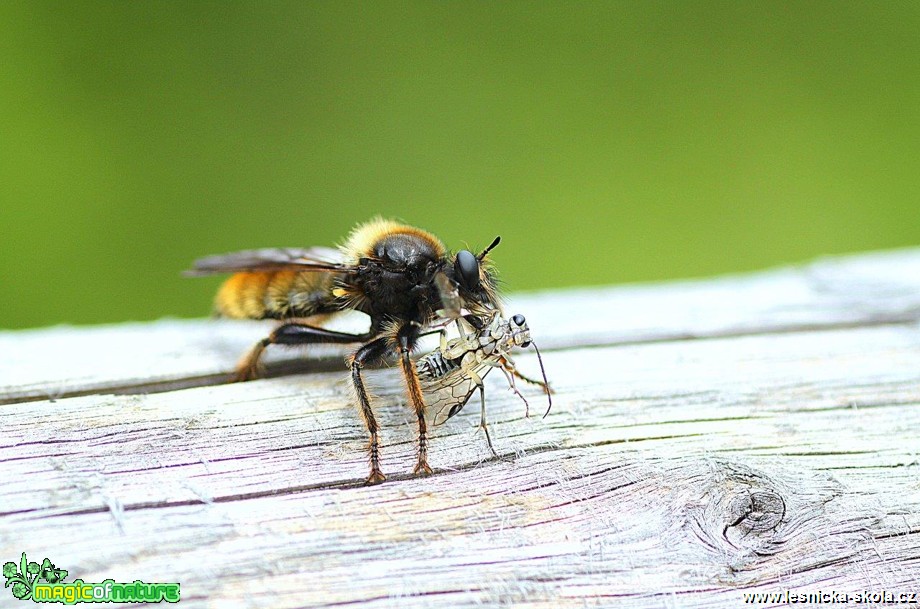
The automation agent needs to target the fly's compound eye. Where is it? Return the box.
[454,250,481,291]
[511,314,525,326]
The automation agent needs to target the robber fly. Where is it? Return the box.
[417,312,552,456]
[187,218,502,484]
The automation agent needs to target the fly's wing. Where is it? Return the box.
[185,246,351,276]
[422,361,496,426]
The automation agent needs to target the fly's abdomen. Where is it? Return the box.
[214,271,337,319]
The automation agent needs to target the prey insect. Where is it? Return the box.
[417,312,552,456]
[188,218,502,484]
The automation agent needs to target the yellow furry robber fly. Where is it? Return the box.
[187,218,504,484]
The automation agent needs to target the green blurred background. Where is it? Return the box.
[2,1,919,329]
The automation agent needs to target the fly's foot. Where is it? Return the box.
[231,364,261,383]
[413,460,433,476]
[365,469,387,485]
[232,339,268,382]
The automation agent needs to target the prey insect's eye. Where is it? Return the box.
[512,314,525,326]
[521,340,531,348]
[455,250,480,291]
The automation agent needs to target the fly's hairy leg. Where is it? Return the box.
[398,329,432,476]
[351,337,391,485]
[233,322,371,382]
[233,322,387,484]
[234,338,270,382]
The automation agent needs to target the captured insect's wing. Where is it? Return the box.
[433,271,462,319]
[421,363,496,426]
[185,246,350,276]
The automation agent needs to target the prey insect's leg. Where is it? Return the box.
[413,327,449,351]
[495,363,532,417]
[397,329,432,476]
[501,355,554,395]
[350,337,392,485]
[501,349,553,418]
[234,323,372,382]
[417,326,448,340]
[469,369,498,458]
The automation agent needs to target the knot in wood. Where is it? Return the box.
[724,489,786,545]
[686,462,788,568]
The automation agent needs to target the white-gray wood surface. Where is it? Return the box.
[3,248,920,607]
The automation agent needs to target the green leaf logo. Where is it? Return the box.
[1,563,16,579]
[40,558,67,584]
[11,581,29,600]
[3,552,68,601]
[3,552,33,601]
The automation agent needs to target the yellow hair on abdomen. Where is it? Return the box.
[215,273,271,318]
[215,270,336,319]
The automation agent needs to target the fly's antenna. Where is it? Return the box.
[477,236,501,260]
[530,341,552,418]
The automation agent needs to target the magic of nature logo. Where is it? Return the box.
[3,553,179,604]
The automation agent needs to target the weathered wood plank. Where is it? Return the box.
[4,450,920,608]
[4,323,920,515]
[4,248,920,608]
[4,246,920,404]
[3,322,920,607]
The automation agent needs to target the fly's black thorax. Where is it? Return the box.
[348,233,445,322]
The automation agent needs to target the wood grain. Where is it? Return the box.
[2,248,920,607]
